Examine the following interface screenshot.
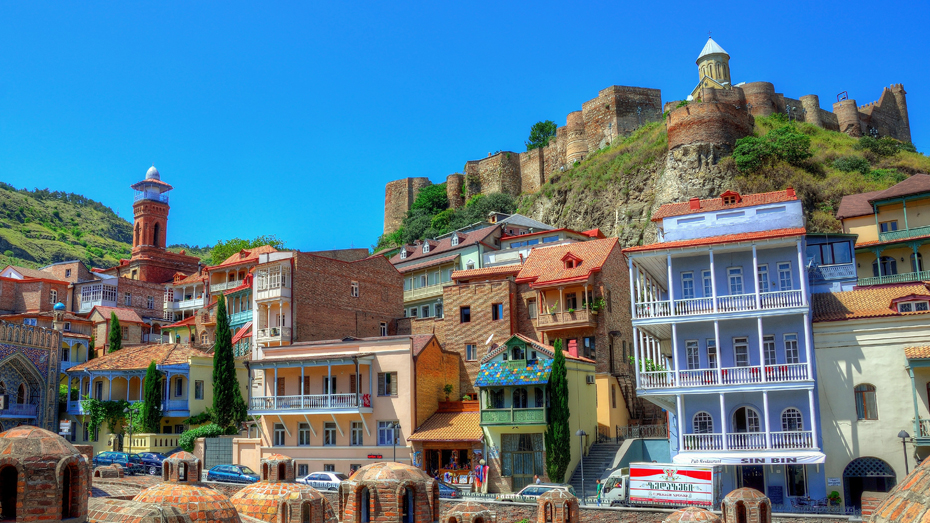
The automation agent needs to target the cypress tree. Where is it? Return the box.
[108,312,122,353]
[142,361,163,433]
[88,335,95,360]
[545,338,571,483]
[212,295,243,429]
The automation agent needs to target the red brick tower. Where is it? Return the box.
[131,165,172,254]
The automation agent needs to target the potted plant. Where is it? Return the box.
[590,297,606,315]
[443,384,454,402]
[567,308,575,314]
[827,491,841,506]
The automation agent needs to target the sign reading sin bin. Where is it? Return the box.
[628,464,716,507]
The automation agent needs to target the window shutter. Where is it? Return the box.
[391,373,398,396]
[350,374,356,393]
[302,376,310,395]
[378,373,385,396]
[276,378,285,396]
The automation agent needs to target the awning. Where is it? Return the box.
[408,411,482,442]
[673,450,826,465]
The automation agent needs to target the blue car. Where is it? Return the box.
[207,464,260,484]
[93,452,145,475]
[134,452,168,475]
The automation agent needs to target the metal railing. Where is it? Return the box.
[918,418,930,438]
[721,366,762,385]
[683,433,724,451]
[250,393,362,411]
[760,290,804,308]
[163,400,189,411]
[229,310,252,325]
[879,224,930,242]
[674,297,714,315]
[641,364,809,390]
[616,424,667,439]
[635,290,805,319]
[811,263,856,282]
[726,432,767,450]
[256,326,292,341]
[858,269,930,287]
[639,370,675,388]
[770,430,815,449]
[635,300,672,318]
[765,363,809,382]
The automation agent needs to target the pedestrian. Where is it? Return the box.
[595,478,603,506]
[534,474,541,484]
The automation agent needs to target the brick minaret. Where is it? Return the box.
[131,165,172,254]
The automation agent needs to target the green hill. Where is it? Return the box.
[0,184,133,269]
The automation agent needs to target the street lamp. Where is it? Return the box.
[576,429,587,503]
[392,422,401,462]
[898,430,911,474]
[123,406,135,456]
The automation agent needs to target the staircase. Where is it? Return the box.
[567,441,622,498]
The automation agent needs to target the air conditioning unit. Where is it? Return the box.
[585,375,596,385]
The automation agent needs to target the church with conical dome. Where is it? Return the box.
[690,37,731,99]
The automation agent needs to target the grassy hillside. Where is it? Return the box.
[0,184,132,269]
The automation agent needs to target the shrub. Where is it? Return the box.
[856,136,913,157]
[178,423,235,452]
[833,156,871,174]
[867,169,907,185]
[675,100,689,108]
[733,125,812,173]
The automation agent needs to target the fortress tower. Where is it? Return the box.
[691,37,731,100]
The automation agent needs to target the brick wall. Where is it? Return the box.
[91,315,144,353]
[519,149,545,195]
[110,247,201,285]
[0,278,70,314]
[292,252,403,342]
[41,261,94,283]
[384,177,433,235]
[860,491,890,519]
[667,102,755,151]
[582,86,663,152]
[114,277,168,321]
[413,337,462,426]
[308,249,371,263]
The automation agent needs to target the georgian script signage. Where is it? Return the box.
[629,465,715,507]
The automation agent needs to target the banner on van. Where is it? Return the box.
[629,465,715,507]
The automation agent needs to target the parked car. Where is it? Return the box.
[206,464,260,484]
[437,480,459,499]
[93,452,145,475]
[297,471,348,490]
[134,452,169,475]
[496,484,576,502]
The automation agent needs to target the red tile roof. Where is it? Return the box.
[69,343,210,372]
[623,228,807,254]
[811,283,930,322]
[905,346,930,360]
[389,226,498,265]
[837,174,930,220]
[90,306,145,324]
[451,265,522,281]
[482,334,596,363]
[210,245,279,270]
[164,315,197,329]
[651,189,798,222]
[232,322,252,345]
[411,334,436,357]
[407,411,482,442]
[516,237,619,287]
[396,254,459,274]
[172,272,205,286]
[855,231,930,248]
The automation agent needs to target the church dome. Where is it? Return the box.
[697,37,729,62]
[145,165,160,180]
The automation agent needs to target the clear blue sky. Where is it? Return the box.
[1,1,928,252]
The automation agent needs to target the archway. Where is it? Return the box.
[262,463,269,480]
[360,487,371,523]
[0,465,18,520]
[735,501,747,523]
[153,222,161,248]
[402,487,415,523]
[278,462,287,481]
[179,462,188,482]
[843,457,896,509]
[61,462,80,519]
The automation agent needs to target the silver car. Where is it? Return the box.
[297,471,349,490]
[496,483,576,502]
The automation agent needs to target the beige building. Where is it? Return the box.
[237,334,461,478]
[812,283,930,509]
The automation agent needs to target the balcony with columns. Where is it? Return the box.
[255,300,291,346]
[65,370,190,416]
[533,282,599,332]
[247,356,374,416]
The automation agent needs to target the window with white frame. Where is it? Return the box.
[65,269,72,278]
[778,262,793,290]
[380,322,388,336]
[124,292,132,306]
[466,344,477,361]
[763,335,776,365]
[784,333,800,364]
[734,337,749,367]
[686,340,700,370]
[400,250,407,260]
[451,235,459,246]
[702,270,713,297]
[298,464,309,477]
[898,301,930,312]
[435,303,443,318]
[351,281,359,297]
[466,260,475,270]
[351,422,363,446]
[706,339,717,368]
[409,308,418,318]
[147,296,154,309]
[693,412,714,434]
[528,298,537,319]
[298,423,311,445]
[418,275,427,287]
[681,272,695,300]
[323,422,337,446]
[421,305,430,318]
[378,421,398,446]
[757,265,769,293]
[423,243,430,253]
[49,289,58,304]
[728,267,744,295]
[273,424,286,446]
[781,408,804,431]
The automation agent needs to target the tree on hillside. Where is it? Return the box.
[410,183,449,215]
[212,295,245,429]
[526,120,557,151]
[545,338,571,483]
[142,361,163,433]
[108,312,122,353]
[210,235,285,267]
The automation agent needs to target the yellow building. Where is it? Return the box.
[65,343,248,456]
[838,174,930,286]
[690,37,731,100]
[475,334,597,493]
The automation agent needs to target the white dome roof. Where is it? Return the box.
[146,165,160,180]
[697,37,729,61]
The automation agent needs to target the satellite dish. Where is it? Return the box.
[485,334,494,345]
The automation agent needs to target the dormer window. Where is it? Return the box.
[423,243,430,254]
[562,253,583,270]
[451,235,459,246]
[898,301,929,313]
[400,249,407,260]
[720,190,742,205]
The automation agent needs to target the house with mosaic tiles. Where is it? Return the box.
[0,320,61,431]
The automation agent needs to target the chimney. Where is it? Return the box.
[568,339,579,358]
[786,187,796,198]
[689,197,701,210]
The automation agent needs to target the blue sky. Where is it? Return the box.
[1,1,928,252]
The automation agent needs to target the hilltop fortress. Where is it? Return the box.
[383,37,911,235]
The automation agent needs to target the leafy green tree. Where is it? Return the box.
[545,339,571,483]
[410,183,449,215]
[108,312,122,353]
[212,295,244,429]
[210,235,285,267]
[526,120,557,151]
[142,361,163,433]
[732,125,812,173]
[88,335,95,360]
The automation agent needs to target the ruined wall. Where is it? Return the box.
[582,86,663,151]
[859,85,911,142]
[666,101,755,151]
[446,173,465,209]
[464,152,523,198]
[519,149,545,195]
[384,177,432,235]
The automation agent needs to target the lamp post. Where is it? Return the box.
[898,430,911,474]
[576,429,587,503]
[123,406,135,457]
[392,421,401,462]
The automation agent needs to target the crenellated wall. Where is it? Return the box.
[666,101,755,151]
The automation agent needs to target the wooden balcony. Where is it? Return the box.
[535,309,597,331]
[858,269,930,287]
[248,393,371,415]
[634,290,805,320]
[480,407,547,426]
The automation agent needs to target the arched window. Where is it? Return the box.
[732,407,761,433]
[360,487,371,523]
[466,260,475,270]
[0,465,17,520]
[263,463,269,481]
[153,222,161,248]
[278,463,287,481]
[735,500,747,523]
[512,388,528,409]
[280,502,289,523]
[692,412,714,434]
[402,487,415,523]
[912,252,924,273]
[855,384,878,420]
[135,224,140,246]
[16,384,26,404]
[511,345,525,360]
[178,462,187,481]
[781,408,804,431]
[61,462,79,519]
[872,256,897,277]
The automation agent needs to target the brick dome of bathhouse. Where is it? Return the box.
[536,489,580,523]
[132,451,240,523]
[722,488,771,523]
[663,507,721,523]
[0,425,91,523]
[337,462,440,523]
[869,454,930,522]
[230,454,338,523]
[442,501,496,523]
